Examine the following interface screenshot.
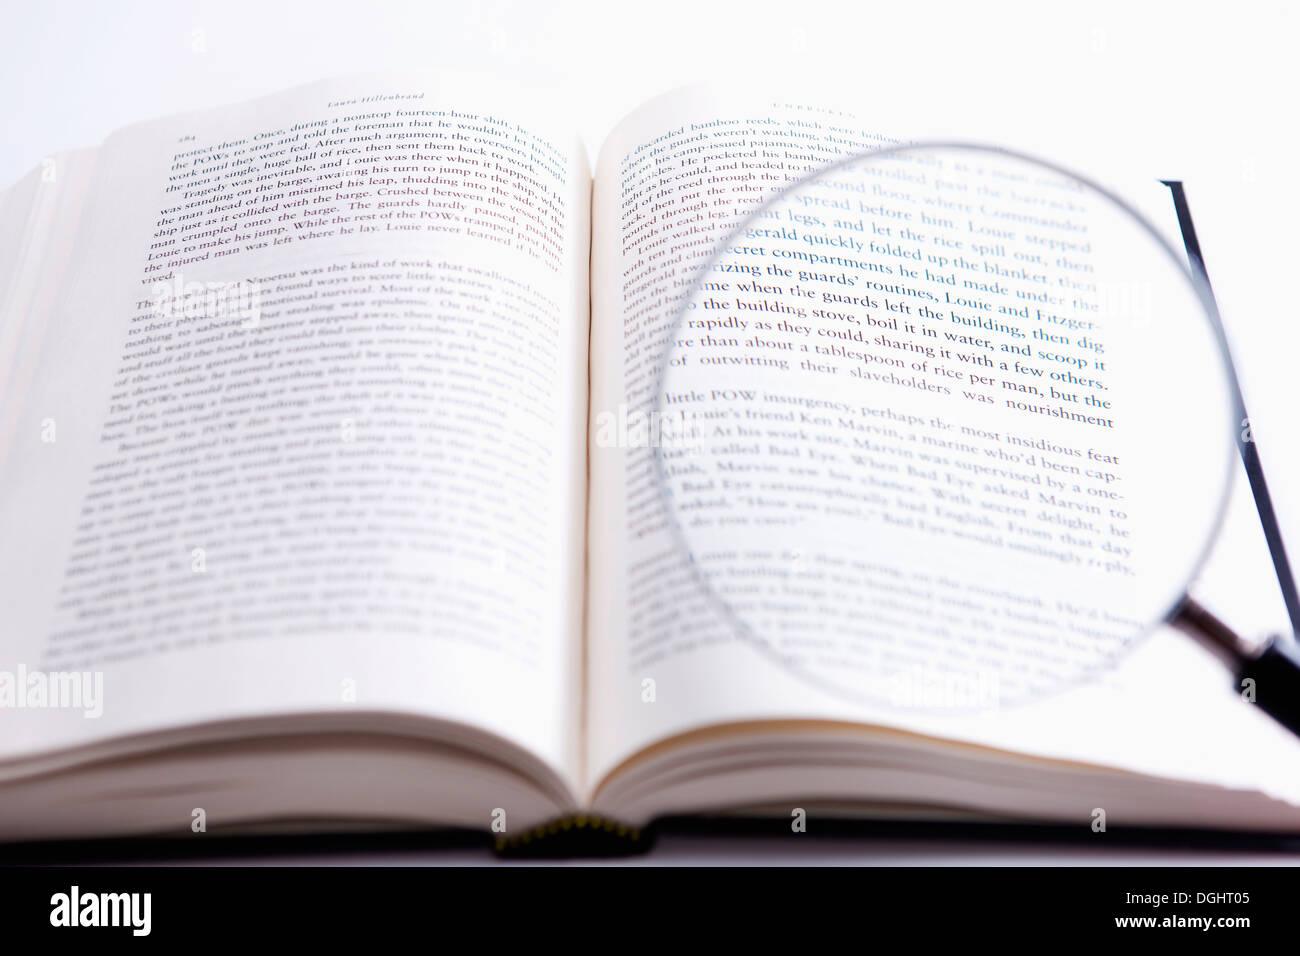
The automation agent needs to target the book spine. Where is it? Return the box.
[493,814,652,858]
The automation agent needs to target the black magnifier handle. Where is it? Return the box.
[1172,597,1300,739]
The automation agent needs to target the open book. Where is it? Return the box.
[2,73,1299,850]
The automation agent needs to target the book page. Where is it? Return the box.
[585,85,1300,807]
[0,74,589,801]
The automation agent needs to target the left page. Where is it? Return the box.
[0,74,590,806]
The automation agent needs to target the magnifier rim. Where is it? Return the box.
[651,139,1243,711]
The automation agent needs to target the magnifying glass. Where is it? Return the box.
[654,142,1300,731]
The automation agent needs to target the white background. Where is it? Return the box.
[4,0,1299,863]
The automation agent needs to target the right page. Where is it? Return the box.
[585,85,1300,818]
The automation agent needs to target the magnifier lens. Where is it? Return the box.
[655,144,1237,710]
